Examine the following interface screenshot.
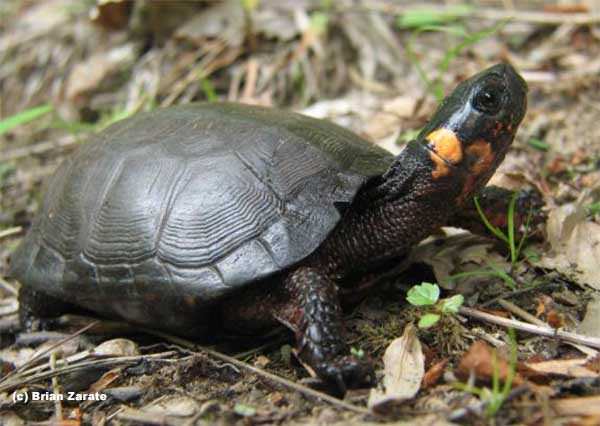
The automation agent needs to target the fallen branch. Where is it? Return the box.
[0,277,18,296]
[459,307,600,350]
[145,329,372,415]
[0,351,178,393]
[0,135,78,162]
[359,3,600,25]
[0,226,22,240]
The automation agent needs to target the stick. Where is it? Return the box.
[497,299,547,327]
[0,277,18,296]
[0,226,22,240]
[0,136,78,162]
[145,329,371,415]
[356,3,600,25]
[0,351,177,393]
[459,307,600,350]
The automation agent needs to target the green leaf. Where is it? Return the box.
[441,294,464,313]
[407,282,440,306]
[474,196,509,243]
[398,128,421,144]
[310,11,329,35]
[528,138,550,151]
[234,403,256,417]
[200,76,217,102]
[588,202,600,216]
[418,313,441,328]
[350,347,365,359]
[0,104,52,136]
[240,0,259,13]
[397,5,473,29]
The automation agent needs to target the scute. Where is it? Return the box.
[11,103,394,326]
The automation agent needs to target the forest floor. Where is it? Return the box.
[1,1,600,425]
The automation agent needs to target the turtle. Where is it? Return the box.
[10,63,528,393]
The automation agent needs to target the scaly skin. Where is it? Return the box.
[20,64,529,395]
[254,63,528,393]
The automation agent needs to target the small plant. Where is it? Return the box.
[587,201,600,216]
[454,329,518,418]
[527,138,550,151]
[474,191,533,268]
[350,346,365,359]
[447,264,517,290]
[406,282,464,328]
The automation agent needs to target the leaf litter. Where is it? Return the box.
[1,0,600,424]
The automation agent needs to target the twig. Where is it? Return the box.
[50,352,63,423]
[144,329,371,415]
[0,226,22,240]
[496,299,598,358]
[480,283,551,308]
[459,306,600,350]
[0,277,18,296]
[471,8,600,24]
[357,3,600,25]
[0,351,177,393]
[497,299,547,327]
[0,321,99,386]
[0,135,78,162]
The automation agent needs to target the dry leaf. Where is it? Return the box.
[422,359,448,389]
[408,229,506,292]
[94,338,139,357]
[368,323,425,412]
[144,397,199,417]
[174,0,245,48]
[254,355,270,368]
[578,294,600,339]
[538,192,600,289]
[552,396,600,416]
[525,358,599,379]
[66,44,138,104]
[456,341,524,386]
[90,0,133,30]
[88,368,122,393]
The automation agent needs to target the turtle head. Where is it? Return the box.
[416,63,527,199]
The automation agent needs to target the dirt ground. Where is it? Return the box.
[1,1,600,425]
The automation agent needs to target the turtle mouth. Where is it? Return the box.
[423,144,460,170]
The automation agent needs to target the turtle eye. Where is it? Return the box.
[473,85,503,115]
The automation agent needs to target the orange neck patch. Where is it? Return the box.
[425,128,463,179]
[457,139,496,204]
[466,139,494,175]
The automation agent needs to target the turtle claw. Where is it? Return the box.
[315,355,376,396]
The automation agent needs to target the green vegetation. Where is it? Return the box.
[474,191,532,268]
[199,74,218,102]
[233,403,256,417]
[443,191,535,291]
[448,264,517,290]
[399,6,506,101]
[527,138,550,151]
[454,329,518,418]
[406,282,464,328]
[397,5,474,29]
[0,104,53,136]
[350,346,365,359]
[588,201,600,216]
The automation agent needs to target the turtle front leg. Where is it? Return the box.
[276,267,375,394]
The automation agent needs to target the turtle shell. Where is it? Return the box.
[11,103,393,333]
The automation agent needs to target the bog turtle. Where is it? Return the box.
[10,63,527,392]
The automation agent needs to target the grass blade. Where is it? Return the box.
[0,104,53,136]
